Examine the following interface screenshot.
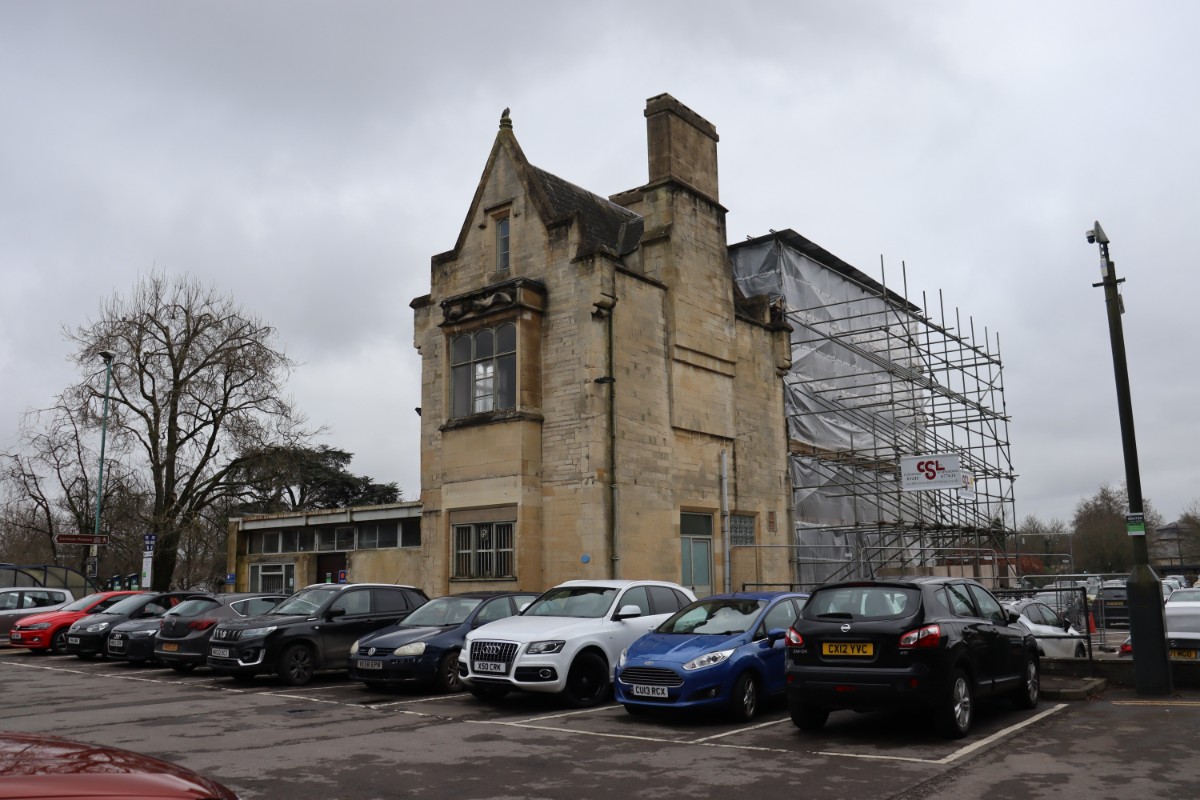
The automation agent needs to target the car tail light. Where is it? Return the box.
[785,627,804,647]
[188,619,217,631]
[899,623,942,648]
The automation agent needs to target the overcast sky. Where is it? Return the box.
[1,1,1196,527]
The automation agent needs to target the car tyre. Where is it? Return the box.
[1011,654,1040,710]
[789,697,829,732]
[938,668,973,739]
[168,662,197,674]
[468,684,511,701]
[728,671,759,722]
[435,650,463,693]
[1074,643,1087,659]
[562,651,610,708]
[49,629,69,655]
[277,644,316,686]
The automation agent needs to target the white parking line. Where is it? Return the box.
[471,719,796,754]
[514,705,621,724]
[690,716,791,743]
[367,693,469,709]
[813,703,1068,764]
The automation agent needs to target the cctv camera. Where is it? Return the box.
[1086,230,1096,244]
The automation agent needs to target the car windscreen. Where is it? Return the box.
[523,587,617,618]
[61,594,105,612]
[404,596,482,626]
[801,586,918,621]
[657,598,766,635]
[270,587,341,615]
[1168,589,1200,603]
[99,595,149,616]
[167,598,221,617]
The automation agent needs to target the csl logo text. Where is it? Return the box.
[917,460,947,480]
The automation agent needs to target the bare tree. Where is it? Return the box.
[62,273,311,589]
[0,403,142,573]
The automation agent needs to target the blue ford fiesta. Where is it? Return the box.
[348,591,539,692]
[615,591,809,721]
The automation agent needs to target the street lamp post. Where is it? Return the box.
[1087,221,1171,695]
[90,351,116,574]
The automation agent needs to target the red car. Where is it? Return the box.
[8,591,144,654]
[0,731,239,799]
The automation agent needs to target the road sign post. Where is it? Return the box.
[53,534,110,546]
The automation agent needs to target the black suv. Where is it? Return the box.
[207,583,429,686]
[784,577,1039,738]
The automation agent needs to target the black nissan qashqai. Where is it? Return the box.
[784,577,1039,739]
[206,582,429,686]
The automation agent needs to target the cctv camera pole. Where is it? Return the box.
[1089,221,1171,695]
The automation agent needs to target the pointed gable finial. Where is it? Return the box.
[500,107,512,130]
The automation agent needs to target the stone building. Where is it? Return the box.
[225,93,1014,597]
[409,94,794,598]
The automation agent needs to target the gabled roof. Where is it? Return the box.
[434,111,642,265]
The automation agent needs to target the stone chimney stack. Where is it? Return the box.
[644,93,720,203]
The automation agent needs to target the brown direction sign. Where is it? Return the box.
[52,534,110,546]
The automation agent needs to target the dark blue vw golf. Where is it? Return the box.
[348,591,538,692]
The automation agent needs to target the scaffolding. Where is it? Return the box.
[731,230,1016,587]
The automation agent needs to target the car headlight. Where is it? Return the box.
[393,642,426,657]
[26,622,51,631]
[526,640,565,655]
[350,639,360,655]
[129,629,156,638]
[683,649,735,671]
[86,622,110,633]
[238,626,276,640]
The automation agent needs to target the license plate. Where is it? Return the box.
[162,643,179,652]
[1170,648,1198,660]
[631,684,668,698]
[822,642,873,656]
[357,659,383,670]
[108,640,125,651]
[67,636,80,645]
[8,632,17,641]
[474,661,507,674]
[211,647,230,658]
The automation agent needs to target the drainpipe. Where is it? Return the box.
[721,449,730,593]
[593,291,619,579]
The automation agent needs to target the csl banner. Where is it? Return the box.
[899,454,963,492]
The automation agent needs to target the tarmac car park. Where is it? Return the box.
[2,641,1198,800]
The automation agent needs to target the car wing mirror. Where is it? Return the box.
[766,627,786,643]
[1007,610,1021,625]
[324,607,347,620]
[614,604,643,621]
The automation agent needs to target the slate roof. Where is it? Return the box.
[529,165,644,258]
